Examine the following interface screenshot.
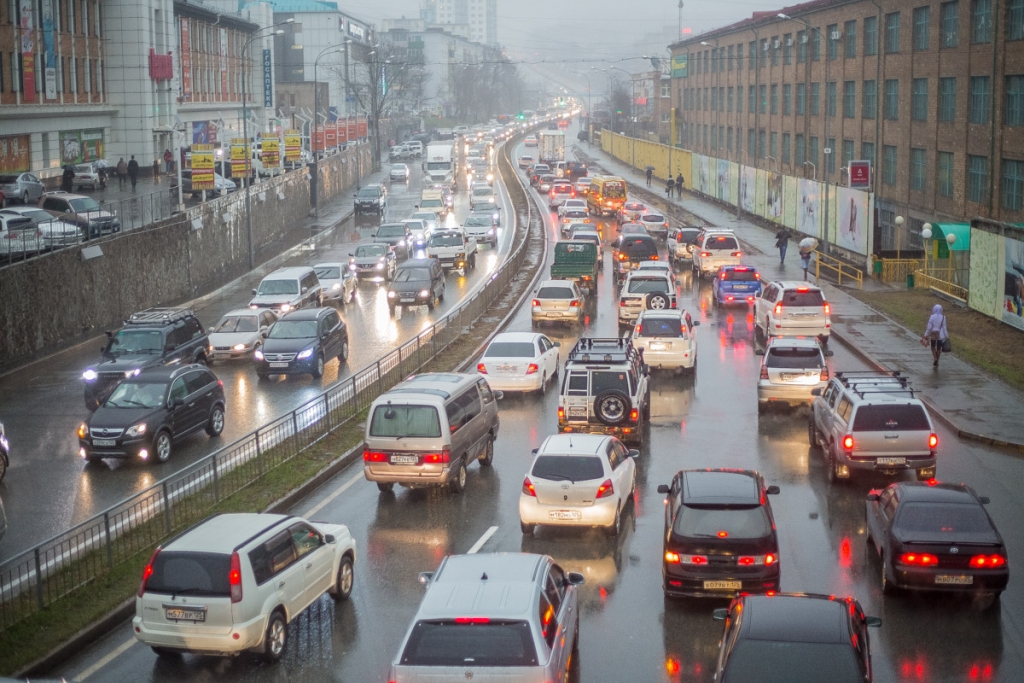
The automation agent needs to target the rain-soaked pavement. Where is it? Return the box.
[47,133,1024,682]
[0,160,517,559]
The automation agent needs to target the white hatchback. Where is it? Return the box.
[532,279,584,326]
[477,332,560,393]
[630,309,699,372]
[520,434,637,536]
[207,308,278,362]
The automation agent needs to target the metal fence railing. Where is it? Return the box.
[0,133,536,633]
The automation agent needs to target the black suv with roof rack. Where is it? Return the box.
[81,307,209,410]
[558,337,651,445]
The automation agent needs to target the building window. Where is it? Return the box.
[972,0,992,43]
[1009,0,1024,40]
[810,29,821,60]
[796,83,806,114]
[770,84,778,114]
[967,154,989,202]
[970,76,991,123]
[885,12,901,52]
[749,41,757,69]
[883,145,897,186]
[813,82,822,115]
[911,148,927,190]
[862,141,875,169]
[863,79,876,119]
[783,84,791,115]
[770,132,778,158]
[748,85,755,112]
[864,15,878,55]
[759,129,766,158]
[912,78,929,120]
[736,43,743,70]
[809,136,819,169]
[797,31,807,63]
[748,129,756,157]
[1007,76,1024,125]
[939,77,957,121]
[771,37,779,66]
[843,139,855,169]
[796,134,806,165]
[728,87,734,112]
[845,20,857,57]
[826,137,836,172]
[843,80,856,118]
[940,1,960,46]
[736,87,743,113]
[884,79,900,120]
[913,6,931,50]
[827,24,839,60]
[782,133,791,164]
[783,34,792,64]
[759,84,767,113]
[727,127,733,151]
[1003,159,1024,210]
[938,152,954,196]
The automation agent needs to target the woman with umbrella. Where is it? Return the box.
[798,237,818,281]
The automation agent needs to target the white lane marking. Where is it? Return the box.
[304,471,363,518]
[72,635,136,682]
[467,526,499,554]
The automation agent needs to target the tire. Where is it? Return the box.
[339,339,349,363]
[427,296,435,311]
[449,459,467,494]
[642,394,651,420]
[311,353,325,379]
[478,437,494,466]
[438,288,445,302]
[881,554,897,595]
[0,455,6,483]
[331,555,354,602]
[808,417,819,448]
[521,520,535,535]
[645,292,670,310]
[257,372,269,381]
[153,431,172,464]
[604,505,621,537]
[827,443,843,485]
[389,305,397,317]
[376,482,395,493]
[537,373,547,396]
[262,610,288,662]
[594,389,630,426]
[205,405,225,437]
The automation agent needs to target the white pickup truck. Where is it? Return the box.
[426,229,478,275]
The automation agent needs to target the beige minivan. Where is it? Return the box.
[363,373,501,494]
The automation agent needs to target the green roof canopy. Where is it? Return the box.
[932,222,970,257]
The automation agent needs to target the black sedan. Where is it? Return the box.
[658,469,780,598]
[255,308,348,380]
[712,593,882,683]
[866,481,1009,598]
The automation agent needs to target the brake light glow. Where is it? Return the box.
[760,365,769,380]
[824,303,831,315]
[929,433,939,449]
[678,554,708,564]
[526,363,539,375]
[558,407,565,420]
[774,302,783,316]
[732,252,742,257]
[700,251,711,258]
[797,286,809,292]
[596,479,615,498]
[735,266,749,271]
[570,299,580,307]
[138,547,161,597]
[717,531,729,538]
[820,367,829,381]
[842,435,855,450]
[229,551,243,603]
[618,252,628,260]
[363,450,388,462]
[477,363,488,374]
[532,299,541,307]
[899,552,938,566]
[523,477,537,496]
[455,617,491,624]
[969,554,1007,568]
[423,448,450,464]
[629,408,639,422]
[664,551,681,563]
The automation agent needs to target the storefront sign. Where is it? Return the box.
[357,117,367,138]
[284,129,301,162]
[262,49,273,108]
[325,124,337,148]
[191,143,215,190]
[262,138,280,168]
[58,129,104,164]
[180,18,192,101]
[230,138,248,178]
[0,135,32,173]
[19,0,36,101]
[849,160,871,189]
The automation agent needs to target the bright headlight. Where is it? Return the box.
[387,291,396,298]
[280,303,292,312]
[419,289,430,297]
[125,423,147,438]
[82,369,98,381]
[349,263,357,271]
[233,343,247,351]
[376,262,385,270]
[77,423,88,438]
[254,349,264,360]
[332,283,342,290]
[397,240,406,247]
[297,348,314,360]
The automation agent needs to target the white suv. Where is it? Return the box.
[691,231,742,278]
[134,513,356,661]
[755,336,832,411]
[618,271,676,326]
[755,281,832,342]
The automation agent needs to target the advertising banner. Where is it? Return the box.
[313,126,326,153]
[849,160,871,189]
[284,129,302,162]
[766,171,783,220]
[230,138,248,178]
[180,18,192,101]
[19,0,36,101]
[325,123,337,148]
[740,166,756,213]
[261,138,280,169]
[42,0,55,99]
[192,120,218,144]
[0,135,32,173]
[1004,235,1024,331]
[58,129,104,164]
[335,121,346,144]
[357,118,368,138]
[220,28,228,100]
[262,49,273,108]
[836,186,871,255]
[347,118,357,140]
[191,143,215,190]
[798,178,822,238]
[671,53,688,78]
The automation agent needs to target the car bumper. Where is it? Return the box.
[641,348,695,369]
[481,373,544,392]
[696,259,740,273]
[716,290,759,305]
[354,265,388,277]
[533,309,582,322]
[79,436,151,460]
[769,322,831,337]
[892,566,1009,593]
[663,565,780,598]
[617,306,644,323]
[256,357,317,375]
[671,250,693,261]
[839,453,937,473]
[757,381,826,405]
[133,613,266,654]
[208,348,255,361]
[519,496,618,527]
[559,421,642,443]
[364,463,455,486]
[322,288,347,301]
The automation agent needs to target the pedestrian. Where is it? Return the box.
[127,155,139,190]
[116,157,128,189]
[61,164,75,193]
[922,304,950,368]
[800,250,812,280]
[95,159,108,189]
[163,149,173,174]
[666,176,675,198]
[775,228,790,263]
[645,168,652,187]
[675,172,684,197]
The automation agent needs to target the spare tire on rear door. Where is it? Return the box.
[645,292,670,310]
[594,389,630,426]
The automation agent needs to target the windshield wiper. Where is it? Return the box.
[539,474,576,484]
[119,399,148,408]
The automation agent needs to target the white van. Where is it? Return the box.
[249,266,323,313]
[403,141,424,158]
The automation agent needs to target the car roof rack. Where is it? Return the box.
[834,371,916,397]
[567,337,642,365]
[125,307,195,326]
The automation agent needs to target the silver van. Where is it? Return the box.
[363,373,501,494]
[249,266,323,313]
[390,553,584,683]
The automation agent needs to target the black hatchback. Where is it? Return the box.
[613,234,660,283]
[658,469,780,598]
[77,364,225,465]
[255,307,348,379]
[387,259,445,314]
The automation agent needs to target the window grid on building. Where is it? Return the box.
[967,154,989,202]
[912,78,929,120]
[939,77,957,121]
[782,133,791,164]
[863,80,876,119]
[796,83,806,114]
[864,15,878,55]
[812,82,821,115]
[770,84,778,114]
[970,76,991,123]
[862,141,875,169]
[913,6,931,51]
[845,20,857,57]
[844,80,856,118]
[809,136,819,169]
[827,137,836,172]
[827,24,839,60]
[843,139,855,169]
[938,151,955,196]
[884,79,900,120]
[1009,0,1024,40]
[941,1,960,46]
[885,12,901,53]
[796,133,806,165]
[972,0,992,43]
[1006,75,1024,125]
[911,148,926,190]
[1003,158,1024,210]
[783,84,791,115]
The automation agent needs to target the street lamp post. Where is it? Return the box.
[921,223,933,273]
[946,233,957,282]
[895,214,904,261]
[313,43,346,218]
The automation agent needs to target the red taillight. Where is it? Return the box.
[717,531,729,538]
[842,435,855,451]
[138,547,161,597]
[820,367,829,381]
[423,448,451,464]
[824,303,831,315]
[720,270,728,279]
[651,255,659,260]
[969,554,1007,569]
[629,408,639,422]
[797,286,809,292]
[700,251,711,257]
[929,433,938,449]
[664,551,681,563]
[455,617,491,624]
[726,296,735,302]
[526,363,539,375]
[522,477,537,496]
[596,479,615,498]
[760,366,769,380]
[570,299,580,307]
[765,553,776,565]
[558,406,565,420]
[477,363,488,374]
[899,552,938,566]
[618,252,628,260]
[774,302,783,316]
[737,556,756,566]
[532,299,541,307]
[363,450,388,462]
[732,251,742,257]
[229,551,243,603]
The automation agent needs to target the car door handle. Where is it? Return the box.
[278,581,286,588]
[306,562,313,569]
[188,402,195,407]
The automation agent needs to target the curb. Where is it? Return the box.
[19,598,136,678]
[265,444,363,515]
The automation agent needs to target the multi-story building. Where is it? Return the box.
[671,0,1024,249]
[424,0,497,46]
[631,70,673,143]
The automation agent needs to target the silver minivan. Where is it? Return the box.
[390,553,584,683]
[363,373,501,494]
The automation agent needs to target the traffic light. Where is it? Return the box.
[518,113,525,120]
[616,109,623,115]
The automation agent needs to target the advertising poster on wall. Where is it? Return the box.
[1004,235,1024,331]
[261,138,280,169]
[284,130,301,162]
[0,135,32,173]
[798,178,821,237]
[754,169,767,218]
[42,0,55,99]
[836,186,870,255]
[783,176,798,229]
[19,0,36,101]
[191,144,215,190]
[740,166,755,213]
[337,121,347,144]
[766,171,783,220]
[347,119,358,141]
[325,124,337,148]
[717,159,730,203]
[59,130,104,164]
[192,121,218,144]
[230,138,248,178]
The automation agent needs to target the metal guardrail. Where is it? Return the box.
[814,250,863,289]
[913,269,969,301]
[0,133,537,632]
[875,257,924,283]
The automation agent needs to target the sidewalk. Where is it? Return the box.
[578,144,1024,452]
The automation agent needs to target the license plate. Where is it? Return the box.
[401,298,415,303]
[391,455,418,465]
[936,575,974,585]
[269,362,289,368]
[567,407,587,418]
[780,373,799,381]
[496,365,517,372]
[732,284,752,290]
[165,608,206,622]
[650,342,668,350]
[703,580,742,590]
[877,457,906,466]
[92,438,116,447]
[549,510,582,520]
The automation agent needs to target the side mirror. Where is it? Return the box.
[628,449,640,459]
[766,485,780,495]
[301,287,308,294]
[979,496,991,505]
[810,388,822,396]
[324,534,336,544]
[825,350,834,357]
[691,321,700,327]
[865,616,882,628]
[99,345,106,353]
[348,252,354,257]
[493,390,504,400]
[866,492,880,502]
[164,345,176,354]
[657,484,670,494]
[566,572,585,586]
[417,572,434,585]
[531,448,539,455]
[252,288,258,295]
[755,349,765,356]
[553,341,561,347]
[713,608,729,621]
[105,330,113,338]
[261,330,269,338]
[172,397,185,407]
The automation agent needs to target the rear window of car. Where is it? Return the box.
[895,502,996,537]
[704,236,739,250]
[537,286,575,299]
[377,225,407,237]
[722,269,759,281]
[765,347,824,369]
[400,620,538,667]
[638,317,685,338]
[532,455,605,482]
[369,405,442,438]
[627,278,670,294]
[673,505,771,539]
[851,404,930,431]
[782,290,825,306]
[144,551,230,597]
[675,229,700,242]
[620,238,658,258]
[723,641,863,683]
[485,342,535,358]
[591,370,630,395]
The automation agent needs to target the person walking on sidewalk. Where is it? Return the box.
[127,155,139,190]
[775,228,790,263]
[646,168,653,187]
[163,149,173,174]
[675,172,684,196]
[666,176,675,198]
[116,158,128,189]
[923,304,950,368]
[61,164,75,193]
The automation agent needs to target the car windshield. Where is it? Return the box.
[395,268,430,282]
[895,502,997,538]
[643,214,666,223]
[852,405,930,431]
[257,279,298,295]
[552,185,571,194]
[638,317,685,338]
[782,290,826,306]
[107,329,163,355]
[413,213,436,222]
[267,320,317,339]
[0,175,18,183]
[565,211,588,219]
[74,165,93,173]
[574,234,600,244]
[212,315,258,334]
[628,278,670,294]
[723,269,759,281]
[537,286,575,299]
[377,225,406,237]
[356,244,387,257]
[706,236,740,250]
[485,342,536,358]
[765,347,824,368]
[465,217,490,226]
[369,405,442,438]
[472,188,493,196]
[428,234,463,247]
[676,229,701,242]
[143,551,231,598]
[722,641,863,683]
[591,370,630,395]
[69,198,101,212]
[105,381,168,409]
[357,188,380,198]
[602,182,625,198]
[14,209,53,224]
[400,620,537,667]
[532,455,605,482]
[673,505,771,539]
[392,164,407,170]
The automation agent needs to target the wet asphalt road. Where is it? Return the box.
[48,133,1024,682]
[0,154,517,560]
